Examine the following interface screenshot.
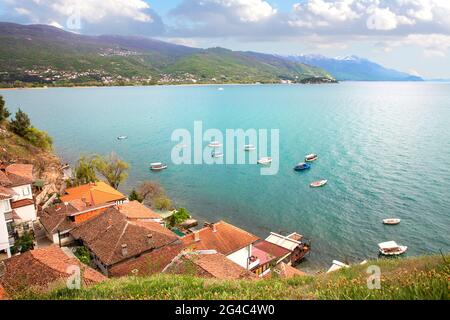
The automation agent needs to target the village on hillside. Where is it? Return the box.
[0,160,311,298]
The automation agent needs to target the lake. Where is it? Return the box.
[2,82,450,269]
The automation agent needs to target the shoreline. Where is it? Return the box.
[0,81,338,91]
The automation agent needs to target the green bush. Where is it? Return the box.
[9,108,31,137]
[74,246,91,265]
[13,231,34,254]
[24,127,53,150]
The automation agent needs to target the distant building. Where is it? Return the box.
[0,163,37,257]
[0,245,106,298]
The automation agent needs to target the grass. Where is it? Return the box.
[17,255,449,300]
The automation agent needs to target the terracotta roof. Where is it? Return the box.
[0,185,15,200]
[60,181,126,206]
[11,198,34,209]
[0,164,34,187]
[254,241,290,260]
[165,252,258,280]
[71,208,179,266]
[182,221,260,255]
[109,241,185,277]
[0,246,106,296]
[274,262,306,278]
[39,203,79,234]
[6,164,33,181]
[118,201,161,220]
[0,171,11,186]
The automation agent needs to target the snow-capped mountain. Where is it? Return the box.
[286,54,423,81]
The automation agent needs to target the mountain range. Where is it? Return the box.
[0,22,422,87]
[0,22,333,87]
[286,54,423,81]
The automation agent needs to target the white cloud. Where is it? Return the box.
[366,7,412,31]
[305,0,360,22]
[212,0,277,23]
[2,0,165,36]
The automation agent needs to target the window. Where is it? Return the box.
[22,186,31,197]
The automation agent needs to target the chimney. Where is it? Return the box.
[194,231,200,242]
[121,244,128,257]
[211,223,217,232]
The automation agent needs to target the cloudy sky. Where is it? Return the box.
[1,0,450,78]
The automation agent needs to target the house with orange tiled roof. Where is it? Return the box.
[117,200,163,224]
[70,208,181,276]
[0,163,37,258]
[39,200,116,246]
[163,250,258,280]
[0,245,106,296]
[60,181,127,206]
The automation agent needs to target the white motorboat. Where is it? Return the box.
[310,179,328,188]
[383,218,401,225]
[378,241,408,256]
[208,141,222,148]
[117,136,128,140]
[211,152,224,158]
[257,157,272,165]
[305,154,318,162]
[244,144,256,151]
[150,162,168,171]
[218,87,224,91]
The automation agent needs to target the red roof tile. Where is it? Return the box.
[11,198,34,209]
[118,201,161,220]
[182,221,259,255]
[71,208,179,266]
[0,246,106,296]
[254,240,291,260]
[165,252,258,280]
[109,242,185,277]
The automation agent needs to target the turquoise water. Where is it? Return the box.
[2,82,450,268]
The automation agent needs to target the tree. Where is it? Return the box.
[93,152,129,189]
[24,127,53,151]
[74,246,91,265]
[73,155,98,186]
[9,108,31,137]
[136,181,164,201]
[154,196,172,211]
[13,231,34,254]
[0,95,10,122]
[129,189,143,202]
[167,207,190,228]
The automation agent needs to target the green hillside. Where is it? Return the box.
[0,22,335,87]
[18,255,449,300]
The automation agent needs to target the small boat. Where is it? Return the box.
[305,154,318,162]
[310,179,328,188]
[383,218,401,225]
[257,157,272,165]
[117,136,128,140]
[244,144,256,151]
[294,163,311,171]
[218,87,224,91]
[150,162,168,171]
[208,141,222,148]
[378,241,408,256]
[211,152,224,158]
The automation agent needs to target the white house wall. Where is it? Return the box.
[11,184,33,201]
[14,204,36,222]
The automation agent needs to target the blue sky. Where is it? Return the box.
[1,0,450,78]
